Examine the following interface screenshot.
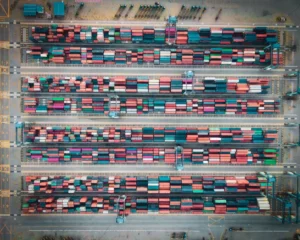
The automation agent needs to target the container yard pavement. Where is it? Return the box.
[1,1,300,240]
[1,214,299,240]
[6,0,300,25]
[20,164,290,175]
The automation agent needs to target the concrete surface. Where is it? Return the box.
[1,214,300,240]
[5,0,300,25]
[1,0,300,239]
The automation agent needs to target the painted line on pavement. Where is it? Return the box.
[18,72,283,77]
[20,66,286,72]
[284,66,298,68]
[19,21,289,29]
[21,171,284,174]
[29,229,201,232]
[242,230,289,233]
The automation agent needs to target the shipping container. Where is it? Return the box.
[23,97,280,115]
[24,126,278,144]
[25,175,271,194]
[30,25,277,45]
[27,46,280,66]
[25,147,278,165]
[22,196,270,214]
[22,76,271,94]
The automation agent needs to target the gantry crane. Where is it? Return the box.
[108,94,120,119]
[276,195,293,224]
[264,43,281,71]
[175,145,184,171]
[183,70,195,95]
[286,171,300,223]
[285,70,300,97]
[260,172,294,224]
[15,122,24,146]
[260,172,276,199]
[115,195,127,224]
[166,16,177,45]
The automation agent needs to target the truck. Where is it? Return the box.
[229,227,244,231]
[171,232,188,240]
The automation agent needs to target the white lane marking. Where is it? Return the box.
[19,21,292,29]
[21,171,284,175]
[17,72,284,77]
[16,121,285,126]
[242,230,289,233]
[20,66,287,72]
[29,229,201,232]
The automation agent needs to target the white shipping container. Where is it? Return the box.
[210,137,221,141]
[241,127,251,130]
[214,189,225,192]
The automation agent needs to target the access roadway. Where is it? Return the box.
[16,20,300,29]
[20,65,295,76]
[19,114,285,126]
[1,214,297,240]
[19,164,292,175]
[22,92,282,99]
[21,41,269,49]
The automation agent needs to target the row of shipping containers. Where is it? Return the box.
[30,25,278,45]
[24,126,279,144]
[25,147,278,165]
[22,196,270,214]
[23,97,280,115]
[22,76,271,94]
[25,175,272,194]
[27,46,280,66]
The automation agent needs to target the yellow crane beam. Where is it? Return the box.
[0,41,9,49]
[0,65,9,75]
[0,165,10,173]
[0,115,10,124]
[0,141,10,148]
[0,91,9,98]
[0,190,10,198]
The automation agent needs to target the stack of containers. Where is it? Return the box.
[22,76,271,95]
[14,97,268,115]
[30,26,277,44]
[221,28,234,45]
[154,28,165,44]
[159,50,171,64]
[132,27,143,43]
[120,28,132,42]
[23,97,111,114]
[211,28,222,44]
[22,196,270,214]
[25,174,268,194]
[232,28,245,43]
[143,27,155,43]
[269,50,284,66]
[176,28,188,44]
[96,27,105,43]
[165,27,176,44]
[24,126,278,144]
[188,28,200,44]
[27,46,276,66]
